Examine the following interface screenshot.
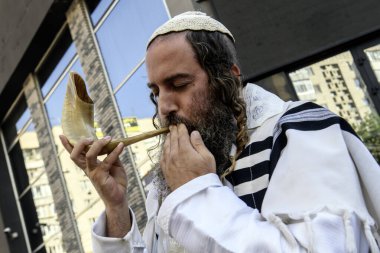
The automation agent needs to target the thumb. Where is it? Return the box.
[190,131,209,154]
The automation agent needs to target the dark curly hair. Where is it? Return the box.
[148,31,248,178]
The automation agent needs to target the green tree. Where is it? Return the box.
[354,114,380,163]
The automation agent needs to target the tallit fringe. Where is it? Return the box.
[364,221,380,253]
[268,214,298,251]
[374,230,380,247]
[343,211,357,253]
[304,214,314,253]
[268,208,380,252]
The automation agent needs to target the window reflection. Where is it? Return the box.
[45,60,85,126]
[2,96,31,148]
[115,63,154,119]
[289,51,380,162]
[15,123,64,252]
[54,125,105,252]
[16,110,31,133]
[41,44,76,97]
[91,0,114,26]
[44,57,104,253]
[362,44,380,162]
[115,63,159,183]
[96,0,169,89]
[364,44,380,83]
[254,72,298,101]
[289,51,378,126]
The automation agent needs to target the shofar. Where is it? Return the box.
[61,72,169,155]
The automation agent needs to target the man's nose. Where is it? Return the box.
[158,91,178,118]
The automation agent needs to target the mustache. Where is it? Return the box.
[161,113,198,133]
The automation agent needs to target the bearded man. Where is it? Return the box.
[60,12,380,252]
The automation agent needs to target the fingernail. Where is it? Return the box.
[103,136,111,140]
[117,142,124,149]
[192,131,201,138]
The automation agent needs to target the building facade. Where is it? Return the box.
[0,0,380,252]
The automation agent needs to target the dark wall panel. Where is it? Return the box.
[0,141,28,252]
[0,207,11,253]
[212,0,380,79]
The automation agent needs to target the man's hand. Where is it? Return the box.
[59,135,131,238]
[161,124,216,191]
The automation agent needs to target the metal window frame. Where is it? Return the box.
[351,39,380,114]
[284,37,380,117]
[0,131,32,253]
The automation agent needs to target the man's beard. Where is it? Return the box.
[152,91,236,199]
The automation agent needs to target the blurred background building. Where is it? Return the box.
[0,0,379,252]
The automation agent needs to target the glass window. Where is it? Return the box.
[41,44,76,97]
[44,59,85,126]
[96,0,169,89]
[115,63,154,119]
[364,44,380,83]
[91,0,114,26]
[362,44,380,162]
[289,52,378,124]
[16,110,31,133]
[288,51,379,162]
[254,72,298,101]
[2,95,32,149]
[289,70,317,101]
[7,120,65,252]
[44,56,105,253]
[115,63,159,180]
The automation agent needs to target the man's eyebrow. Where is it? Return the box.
[163,73,194,84]
[147,73,194,89]
[147,73,194,88]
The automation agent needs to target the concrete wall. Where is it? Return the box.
[165,0,194,17]
[0,0,73,122]
[211,0,380,80]
[0,0,53,94]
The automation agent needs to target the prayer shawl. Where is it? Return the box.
[226,84,380,251]
[92,83,380,252]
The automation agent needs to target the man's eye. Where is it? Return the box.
[150,88,159,98]
[173,82,190,88]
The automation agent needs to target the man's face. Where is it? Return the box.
[146,33,235,173]
[146,33,210,127]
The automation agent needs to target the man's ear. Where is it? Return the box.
[231,64,241,79]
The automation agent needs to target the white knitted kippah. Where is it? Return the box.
[147,11,235,47]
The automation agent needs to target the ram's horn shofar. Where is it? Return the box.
[61,72,169,155]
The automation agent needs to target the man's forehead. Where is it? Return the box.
[146,32,196,64]
[147,31,187,49]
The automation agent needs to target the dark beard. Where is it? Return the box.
[161,98,236,175]
[151,95,236,200]
[152,98,235,200]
